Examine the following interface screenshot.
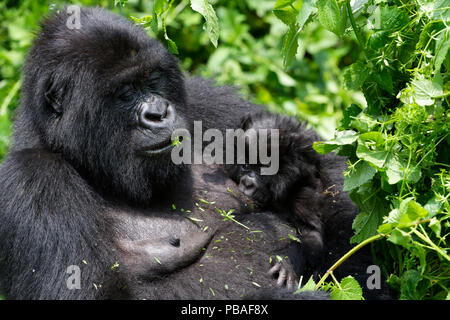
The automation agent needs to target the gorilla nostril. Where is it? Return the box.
[144,111,164,122]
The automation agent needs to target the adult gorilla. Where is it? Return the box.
[0,7,385,300]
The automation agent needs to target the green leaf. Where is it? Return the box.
[350,184,388,244]
[429,217,442,238]
[317,0,341,35]
[356,143,388,169]
[341,104,362,128]
[313,141,339,154]
[398,198,428,225]
[273,0,298,25]
[373,69,393,94]
[434,29,449,73]
[342,62,369,90]
[388,228,412,249]
[343,161,377,192]
[165,37,179,54]
[130,15,153,29]
[295,276,316,293]
[330,276,364,300]
[432,0,450,21]
[399,270,422,300]
[313,130,358,154]
[407,77,444,106]
[378,5,409,31]
[281,26,300,69]
[385,153,421,185]
[190,0,220,47]
[280,0,315,68]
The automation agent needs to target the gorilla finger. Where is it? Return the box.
[277,268,287,287]
[268,263,281,277]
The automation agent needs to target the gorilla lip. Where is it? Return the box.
[139,138,174,155]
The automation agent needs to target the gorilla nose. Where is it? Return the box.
[138,96,171,129]
[242,176,255,188]
[239,175,257,197]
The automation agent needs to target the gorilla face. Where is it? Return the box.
[20,8,187,204]
[228,113,321,206]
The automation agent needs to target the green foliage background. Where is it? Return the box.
[0,0,448,300]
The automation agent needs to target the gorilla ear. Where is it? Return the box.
[44,80,64,114]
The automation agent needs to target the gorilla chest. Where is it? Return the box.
[109,165,299,299]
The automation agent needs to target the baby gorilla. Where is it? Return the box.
[227,112,329,277]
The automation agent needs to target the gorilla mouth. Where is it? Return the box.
[139,138,174,155]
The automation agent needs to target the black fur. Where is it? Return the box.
[226,112,392,299]
[227,112,329,270]
[0,7,388,300]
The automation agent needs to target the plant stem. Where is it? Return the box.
[345,0,365,49]
[315,233,384,290]
[411,228,450,262]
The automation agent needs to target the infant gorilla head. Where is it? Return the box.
[227,112,322,205]
[227,112,327,268]
[20,8,187,205]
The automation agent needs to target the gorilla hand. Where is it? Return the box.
[268,255,298,290]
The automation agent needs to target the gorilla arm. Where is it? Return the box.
[0,149,117,299]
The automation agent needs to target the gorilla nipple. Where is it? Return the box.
[169,236,180,247]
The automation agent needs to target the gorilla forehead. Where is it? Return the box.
[33,7,171,86]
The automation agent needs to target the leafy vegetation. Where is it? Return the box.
[308,0,449,299]
[0,0,448,300]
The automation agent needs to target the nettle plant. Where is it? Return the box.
[274,0,449,299]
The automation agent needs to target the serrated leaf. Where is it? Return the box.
[342,62,369,90]
[388,229,412,248]
[343,161,377,192]
[313,130,358,154]
[410,77,444,106]
[385,153,421,185]
[356,143,388,169]
[317,0,341,35]
[191,0,220,47]
[341,104,362,128]
[432,0,450,21]
[280,0,315,68]
[350,184,388,244]
[330,276,363,300]
[282,26,300,68]
[397,198,428,227]
[399,270,422,300]
[434,29,449,73]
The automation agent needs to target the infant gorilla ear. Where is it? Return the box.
[226,112,330,270]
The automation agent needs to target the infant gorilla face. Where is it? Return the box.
[228,112,321,207]
[236,163,273,204]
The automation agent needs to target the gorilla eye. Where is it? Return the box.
[242,164,250,171]
[117,85,135,102]
[148,72,160,83]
